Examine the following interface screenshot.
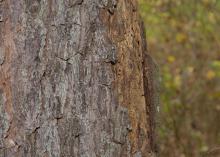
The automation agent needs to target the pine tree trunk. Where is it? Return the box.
[0,0,158,156]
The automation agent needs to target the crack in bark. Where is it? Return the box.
[68,0,84,8]
[77,0,84,5]
[55,52,83,64]
[104,60,117,65]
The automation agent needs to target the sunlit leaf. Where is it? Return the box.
[167,55,176,63]
[187,66,194,74]
[206,70,216,80]
[176,33,187,43]
[208,12,216,23]
[211,60,220,68]
[174,75,181,89]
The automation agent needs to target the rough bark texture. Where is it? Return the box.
[0,0,158,157]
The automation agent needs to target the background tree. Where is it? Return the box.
[139,0,220,156]
[0,0,157,156]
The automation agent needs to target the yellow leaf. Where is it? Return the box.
[176,33,187,43]
[167,55,175,63]
[206,70,216,80]
[208,12,216,23]
[187,66,194,74]
[174,75,181,89]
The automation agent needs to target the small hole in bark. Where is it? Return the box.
[110,60,117,65]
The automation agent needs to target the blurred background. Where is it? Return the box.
[138,0,220,156]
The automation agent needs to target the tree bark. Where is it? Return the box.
[0,0,158,157]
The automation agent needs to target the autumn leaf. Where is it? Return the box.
[206,70,216,80]
[167,55,176,63]
[176,33,187,43]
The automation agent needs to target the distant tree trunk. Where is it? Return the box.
[0,0,158,157]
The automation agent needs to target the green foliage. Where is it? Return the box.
[139,0,220,156]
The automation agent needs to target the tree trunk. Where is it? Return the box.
[0,0,158,157]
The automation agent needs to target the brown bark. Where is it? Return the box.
[0,0,158,157]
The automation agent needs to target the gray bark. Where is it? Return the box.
[0,0,157,157]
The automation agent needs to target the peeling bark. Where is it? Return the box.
[0,0,158,157]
